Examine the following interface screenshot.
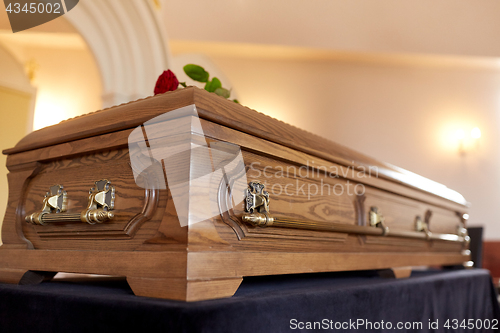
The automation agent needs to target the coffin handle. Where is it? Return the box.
[25,180,115,225]
[241,181,468,244]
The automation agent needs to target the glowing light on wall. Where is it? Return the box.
[471,127,481,139]
[455,129,465,140]
[33,91,72,130]
[456,127,481,155]
[440,123,482,155]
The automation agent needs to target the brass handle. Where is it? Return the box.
[241,181,469,244]
[28,210,115,225]
[25,180,115,225]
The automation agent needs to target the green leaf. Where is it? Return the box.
[214,87,230,98]
[179,82,187,88]
[204,77,222,93]
[232,99,240,104]
[183,64,209,82]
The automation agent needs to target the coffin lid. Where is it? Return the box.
[4,87,467,207]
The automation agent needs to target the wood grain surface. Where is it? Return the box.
[0,87,470,301]
[4,87,467,206]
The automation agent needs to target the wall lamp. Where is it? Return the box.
[456,127,481,155]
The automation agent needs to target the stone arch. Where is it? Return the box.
[64,0,172,107]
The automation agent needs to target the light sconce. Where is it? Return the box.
[24,59,39,82]
[456,127,481,155]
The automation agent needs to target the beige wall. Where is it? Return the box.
[164,0,500,58]
[4,43,102,130]
[0,87,32,244]
[205,54,500,240]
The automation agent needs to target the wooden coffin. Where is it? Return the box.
[0,87,470,301]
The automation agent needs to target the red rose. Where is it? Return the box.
[154,70,179,95]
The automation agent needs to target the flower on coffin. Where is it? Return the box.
[154,70,179,95]
[154,65,239,103]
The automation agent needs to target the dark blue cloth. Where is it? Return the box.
[0,269,498,332]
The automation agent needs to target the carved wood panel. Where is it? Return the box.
[22,149,162,243]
